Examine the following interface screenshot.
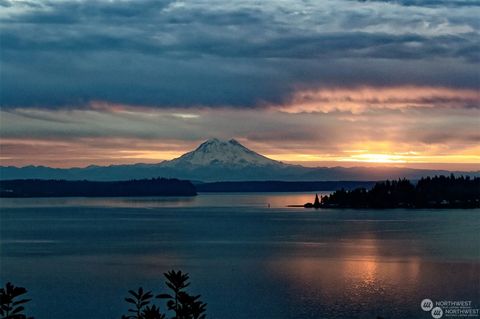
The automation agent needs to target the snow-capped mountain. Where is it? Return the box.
[155,138,297,180]
[162,138,284,168]
[1,138,478,181]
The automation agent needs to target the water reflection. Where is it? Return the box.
[268,235,418,292]
[267,231,475,319]
[0,196,196,208]
[0,192,331,209]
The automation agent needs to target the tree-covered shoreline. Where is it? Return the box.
[0,178,197,197]
[319,175,480,209]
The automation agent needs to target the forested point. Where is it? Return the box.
[0,178,197,197]
[320,175,480,208]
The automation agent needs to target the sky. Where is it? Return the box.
[0,0,479,169]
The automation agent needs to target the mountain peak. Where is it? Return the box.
[204,137,221,144]
[201,138,240,146]
[228,138,241,145]
[163,138,283,168]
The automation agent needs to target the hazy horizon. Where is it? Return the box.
[2,137,480,172]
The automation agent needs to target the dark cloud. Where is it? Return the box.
[351,0,480,7]
[0,0,478,108]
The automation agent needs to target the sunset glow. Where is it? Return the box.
[278,86,480,114]
[1,99,478,170]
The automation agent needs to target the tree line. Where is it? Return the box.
[0,178,197,197]
[321,175,480,208]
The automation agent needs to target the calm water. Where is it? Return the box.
[1,193,479,319]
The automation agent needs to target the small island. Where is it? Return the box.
[303,175,480,209]
[0,178,197,197]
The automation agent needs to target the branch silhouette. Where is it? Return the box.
[121,270,206,319]
[0,282,33,319]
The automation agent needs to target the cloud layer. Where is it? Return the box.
[1,0,479,108]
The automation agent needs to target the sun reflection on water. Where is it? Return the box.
[268,234,423,314]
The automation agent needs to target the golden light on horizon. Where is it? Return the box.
[342,153,406,163]
[117,150,184,161]
[267,148,480,168]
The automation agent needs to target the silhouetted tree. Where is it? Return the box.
[122,287,158,319]
[0,282,33,319]
[141,305,165,319]
[122,270,206,319]
[157,270,206,319]
[313,194,320,207]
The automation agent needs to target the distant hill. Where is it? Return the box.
[1,138,478,182]
[0,178,197,197]
[196,181,376,192]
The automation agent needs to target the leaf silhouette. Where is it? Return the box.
[0,282,33,319]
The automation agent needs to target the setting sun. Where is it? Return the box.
[343,153,407,163]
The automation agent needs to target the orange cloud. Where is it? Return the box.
[278,86,479,114]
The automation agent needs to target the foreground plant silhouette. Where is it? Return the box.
[1,280,389,318]
[122,287,164,319]
[0,282,33,319]
[122,270,206,319]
